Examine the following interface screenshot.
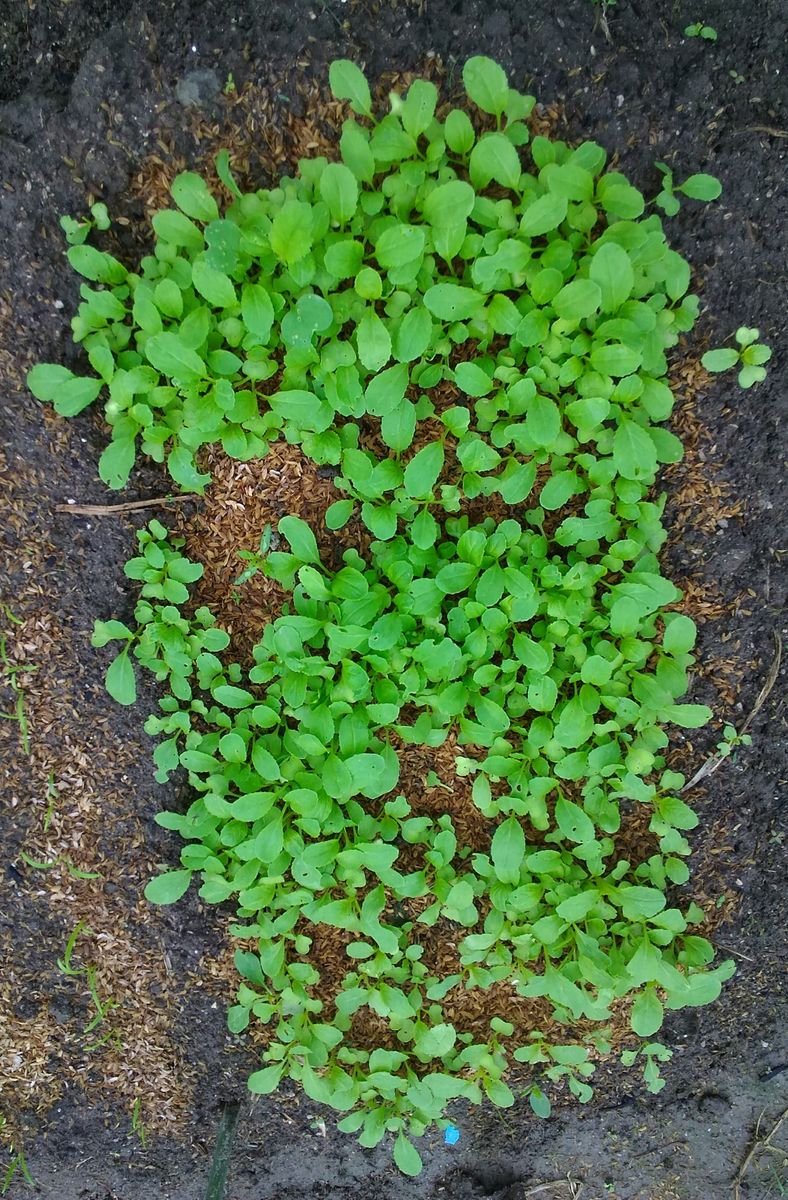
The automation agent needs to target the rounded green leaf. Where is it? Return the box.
[144,868,193,905]
[357,310,392,371]
[325,499,355,530]
[248,1064,284,1094]
[491,815,525,884]
[105,649,136,705]
[631,987,664,1037]
[553,278,602,322]
[145,332,205,382]
[444,108,475,154]
[424,283,483,321]
[469,133,522,189]
[678,173,722,201]
[171,172,219,222]
[519,192,568,237]
[279,515,320,563]
[701,348,739,373]
[329,59,372,116]
[403,442,444,497]
[613,418,658,481]
[191,259,237,308]
[590,242,634,311]
[423,179,476,227]
[402,79,438,138]
[320,162,359,224]
[270,200,314,265]
[462,55,510,116]
[393,1133,423,1177]
[241,283,274,341]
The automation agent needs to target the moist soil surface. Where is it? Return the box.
[0,2,786,1198]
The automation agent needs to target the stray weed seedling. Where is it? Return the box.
[43,771,58,831]
[19,849,101,880]
[729,69,745,85]
[130,1098,148,1148]
[224,72,236,95]
[18,851,56,871]
[83,965,119,1037]
[0,1145,35,1195]
[33,54,760,1175]
[655,163,722,216]
[716,724,752,762]
[0,633,36,755]
[684,21,718,40]
[56,925,120,1048]
[57,920,89,976]
[60,201,111,247]
[234,524,273,587]
[702,328,772,388]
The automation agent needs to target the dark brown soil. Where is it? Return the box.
[0,2,785,1199]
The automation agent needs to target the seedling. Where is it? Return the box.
[83,965,119,1037]
[130,1098,148,1147]
[234,524,273,587]
[0,634,36,755]
[43,771,58,831]
[702,328,772,388]
[716,724,752,760]
[57,921,89,977]
[1,1148,35,1195]
[655,162,722,215]
[59,201,111,246]
[684,21,717,39]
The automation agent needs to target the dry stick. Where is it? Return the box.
[55,495,198,517]
[681,631,782,794]
[631,1138,688,1160]
[710,939,755,963]
[738,125,788,138]
[734,1107,788,1199]
[523,1181,583,1199]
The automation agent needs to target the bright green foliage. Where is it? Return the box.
[35,56,743,1173]
[702,327,772,388]
[684,21,717,39]
[654,163,722,216]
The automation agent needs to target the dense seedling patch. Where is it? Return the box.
[30,57,749,1173]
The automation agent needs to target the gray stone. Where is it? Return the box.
[175,68,221,109]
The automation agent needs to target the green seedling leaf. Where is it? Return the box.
[105,649,136,705]
[491,815,524,884]
[393,1133,423,1177]
[329,60,373,117]
[144,869,193,905]
[463,55,510,116]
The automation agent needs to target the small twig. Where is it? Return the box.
[523,1180,583,1199]
[681,632,782,793]
[738,125,788,138]
[734,1107,788,1199]
[632,1138,688,1160]
[55,495,197,516]
[710,939,755,963]
[740,632,782,735]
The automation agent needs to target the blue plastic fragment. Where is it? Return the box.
[444,1124,460,1146]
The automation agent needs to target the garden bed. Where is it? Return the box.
[0,2,785,1198]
